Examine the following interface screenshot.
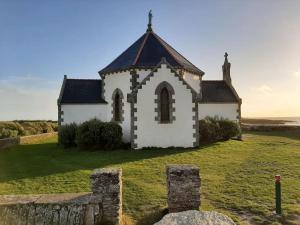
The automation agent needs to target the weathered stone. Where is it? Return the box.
[166,164,201,213]
[154,210,236,225]
[84,204,94,225]
[90,168,122,225]
[0,168,122,225]
[52,207,60,225]
[59,205,69,225]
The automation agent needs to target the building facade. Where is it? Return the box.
[57,16,241,149]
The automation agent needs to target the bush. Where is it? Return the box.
[199,117,240,143]
[0,121,58,139]
[101,122,123,149]
[76,119,104,148]
[76,119,123,150]
[218,119,240,140]
[58,123,77,148]
[198,118,220,142]
[0,122,25,138]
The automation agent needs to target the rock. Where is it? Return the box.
[154,210,236,225]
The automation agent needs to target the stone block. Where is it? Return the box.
[166,164,201,212]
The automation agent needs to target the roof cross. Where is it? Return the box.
[224,52,229,63]
[147,10,153,32]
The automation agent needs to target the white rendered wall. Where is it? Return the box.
[103,71,131,142]
[137,69,150,82]
[135,64,195,148]
[198,103,239,121]
[183,71,200,93]
[61,104,107,125]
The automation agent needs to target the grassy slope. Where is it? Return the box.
[0,132,299,225]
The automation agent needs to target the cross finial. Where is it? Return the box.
[147,10,153,32]
[224,52,229,63]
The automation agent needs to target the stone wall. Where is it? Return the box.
[0,137,19,150]
[242,124,300,132]
[90,168,122,224]
[0,168,122,225]
[166,164,201,213]
[0,132,57,150]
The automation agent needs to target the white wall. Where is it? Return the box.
[198,103,239,121]
[135,64,195,148]
[137,69,150,82]
[103,71,131,142]
[182,71,200,93]
[61,104,107,125]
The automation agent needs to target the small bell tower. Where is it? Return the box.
[222,52,231,84]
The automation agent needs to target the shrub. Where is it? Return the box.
[198,117,220,143]
[76,119,104,148]
[199,117,240,143]
[0,128,19,138]
[76,119,123,150]
[58,123,77,148]
[101,122,123,149]
[0,122,25,138]
[0,121,58,139]
[218,119,240,140]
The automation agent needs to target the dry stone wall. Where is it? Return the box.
[166,164,201,213]
[0,168,122,225]
[0,132,57,150]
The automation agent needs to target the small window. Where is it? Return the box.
[160,87,170,122]
[155,81,175,124]
[112,88,123,122]
[114,92,121,121]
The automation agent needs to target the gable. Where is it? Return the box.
[128,58,200,104]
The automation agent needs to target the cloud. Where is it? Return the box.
[293,70,300,78]
[256,85,273,96]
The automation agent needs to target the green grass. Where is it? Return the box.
[0,132,299,225]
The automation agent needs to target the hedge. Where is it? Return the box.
[58,123,77,148]
[58,118,123,150]
[199,117,240,143]
[0,121,58,139]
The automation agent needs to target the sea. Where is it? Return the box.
[253,117,300,126]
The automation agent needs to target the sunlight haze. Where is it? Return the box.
[0,0,299,120]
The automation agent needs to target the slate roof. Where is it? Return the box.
[201,81,239,103]
[99,31,204,76]
[60,79,106,104]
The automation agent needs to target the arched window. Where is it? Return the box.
[112,88,124,122]
[155,81,175,123]
[160,87,170,122]
[114,92,121,121]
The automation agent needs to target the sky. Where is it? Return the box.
[0,0,300,120]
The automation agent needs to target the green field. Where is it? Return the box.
[0,132,299,225]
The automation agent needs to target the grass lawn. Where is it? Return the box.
[0,132,299,225]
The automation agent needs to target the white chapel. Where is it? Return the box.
[58,12,241,149]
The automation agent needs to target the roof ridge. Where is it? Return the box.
[133,31,151,66]
[202,80,225,82]
[67,78,101,81]
[152,32,204,75]
[99,33,147,74]
[151,32,182,66]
